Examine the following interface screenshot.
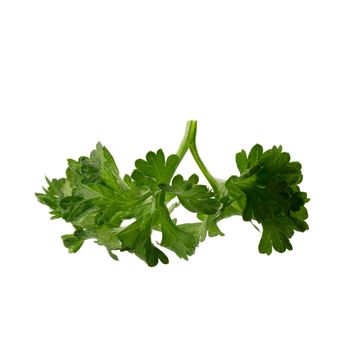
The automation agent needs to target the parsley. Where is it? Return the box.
[36,121,309,266]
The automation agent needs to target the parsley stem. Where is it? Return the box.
[190,141,220,194]
[176,120,193,161]
[177,120,220,194]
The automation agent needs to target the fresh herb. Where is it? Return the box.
[36,121,309,266]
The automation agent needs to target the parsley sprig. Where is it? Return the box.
[36,121,309,266]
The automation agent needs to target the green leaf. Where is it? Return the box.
[118,215,169,267]
[161,174,220,215]
[62,226,123,257]
[258,216,294,255]
[178,222,207,243]
[38,154,152,230]
[236,150,248,174]
[227,145,307,222]
[61,234,84,253]
[107,249,119,261]
[66,143,127,191]
[92,225,123,251]
[247,144,263,168]
[291,206,309,232]
[208,221,225,237]
[226,144,309,254]
[131,149,179,190]
[157,193,198,260]
[224,177,247,216]
[35,177,72,219]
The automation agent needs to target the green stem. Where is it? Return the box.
[189,125,219,194]
[177,120,219,194]
[176,120,196,162]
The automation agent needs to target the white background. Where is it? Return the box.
[1,1,349,349]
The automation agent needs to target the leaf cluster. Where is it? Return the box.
[36,122,309,266]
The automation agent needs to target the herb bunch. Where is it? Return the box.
[36,121,309,266]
